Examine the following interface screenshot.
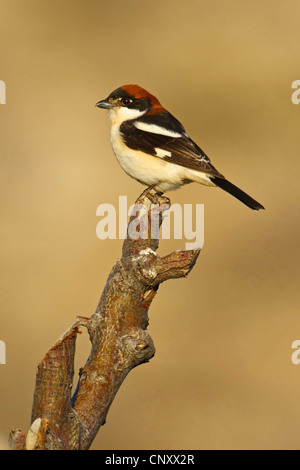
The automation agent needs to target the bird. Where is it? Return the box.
[96,84,264,211]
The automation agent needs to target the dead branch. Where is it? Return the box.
[9,188,200,450]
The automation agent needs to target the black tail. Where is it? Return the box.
[211,176,265,211]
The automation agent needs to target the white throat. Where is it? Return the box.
[107,106,147,126]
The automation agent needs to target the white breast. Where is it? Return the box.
[109,124,213,192]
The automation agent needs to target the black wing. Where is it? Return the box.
[120,112,223,178]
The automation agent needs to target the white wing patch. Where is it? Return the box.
[134,121,182,138]
[155,148,172,158]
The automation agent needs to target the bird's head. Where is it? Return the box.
[96,84,164,124]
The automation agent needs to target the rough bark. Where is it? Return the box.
[9,188,200,450]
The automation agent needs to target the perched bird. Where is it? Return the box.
[96,85,264,210]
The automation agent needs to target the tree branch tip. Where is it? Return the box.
[76,315,91,329]
[52,316,90,347]
[174,247,201,255]
[172,248,201,267]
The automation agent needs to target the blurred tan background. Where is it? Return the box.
[0,0,299,450]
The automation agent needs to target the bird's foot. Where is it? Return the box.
[138,185,170,207]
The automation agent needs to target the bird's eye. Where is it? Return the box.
[122,98,133,106]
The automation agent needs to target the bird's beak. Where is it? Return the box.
[95,98,114,109]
